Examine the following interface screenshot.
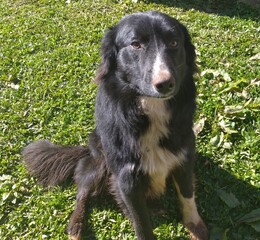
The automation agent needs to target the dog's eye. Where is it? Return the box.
[169,40,178,48]
[131,41,142,49]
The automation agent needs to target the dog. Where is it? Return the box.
[22,11,208,240]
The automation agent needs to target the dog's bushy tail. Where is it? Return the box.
[22,140,89,186]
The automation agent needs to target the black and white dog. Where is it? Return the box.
[22,11,208,240]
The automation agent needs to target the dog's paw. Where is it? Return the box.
[67,222,84,240]
[69,235,80,240]
[186,220,209,240]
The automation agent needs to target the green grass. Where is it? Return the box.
[0,0,259,239]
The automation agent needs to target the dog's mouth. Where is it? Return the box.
[142,90,175,100]
[155,93,175,100]
[157,93,175,100]
[151,85,176,99]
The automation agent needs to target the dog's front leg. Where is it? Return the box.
[116,164,156,240]
[173,160,208,240]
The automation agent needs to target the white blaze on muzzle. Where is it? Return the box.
[151,53,174,94]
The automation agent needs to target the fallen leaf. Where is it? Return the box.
[217,189,240,209]
[237,208,260,224]
[193,117,206,136]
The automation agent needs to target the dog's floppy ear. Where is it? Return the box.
[95,26,117,82]
[180,24,197,74]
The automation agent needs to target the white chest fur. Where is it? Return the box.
[139,97,185,197]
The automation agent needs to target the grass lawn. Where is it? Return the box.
[0,0,259,239]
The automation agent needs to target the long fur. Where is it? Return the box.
[22,140,88,186]
[22,11,208,240]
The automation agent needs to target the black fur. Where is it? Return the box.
[22,11,208,240]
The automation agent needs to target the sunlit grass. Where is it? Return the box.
[0,1,259,239]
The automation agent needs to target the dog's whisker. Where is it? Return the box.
[176,63,185,69]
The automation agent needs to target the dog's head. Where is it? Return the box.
[95,11,196,99]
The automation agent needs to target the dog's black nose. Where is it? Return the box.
[154,79,174,94]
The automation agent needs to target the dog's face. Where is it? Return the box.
[96,11,196,99]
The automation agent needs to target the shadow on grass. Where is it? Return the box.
[195,153,259,240]
[145,0,260,21]
[78,152,259,240]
